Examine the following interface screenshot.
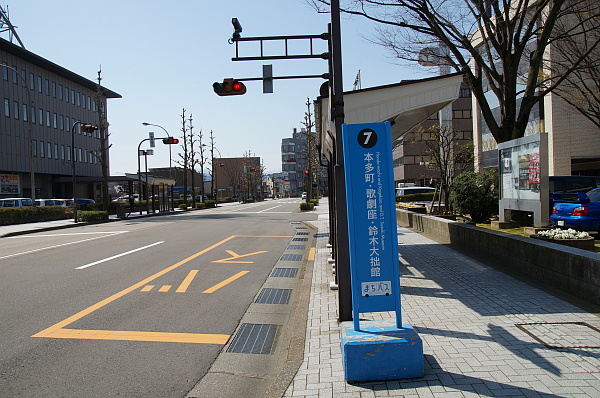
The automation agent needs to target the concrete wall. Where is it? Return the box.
[397,209,600,305]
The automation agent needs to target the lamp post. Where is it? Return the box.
[142,122,172,178]
[1,64,35,200]
[71,121,98,223]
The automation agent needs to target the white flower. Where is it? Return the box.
[537,228,591,240]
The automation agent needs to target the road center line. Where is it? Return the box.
[75,241,164,270]
[258,205,282,213]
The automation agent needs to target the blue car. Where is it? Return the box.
[550,188,600,233]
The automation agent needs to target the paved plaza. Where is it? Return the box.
[284,210,600,398]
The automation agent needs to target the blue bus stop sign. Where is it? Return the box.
[342,122,401,329]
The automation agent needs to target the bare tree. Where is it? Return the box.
[309,0,600,144]
[174,108,190,206]
[187,114,199,208]
[300,98,321,202]
[209,130,216,200]
[93,69,111,211]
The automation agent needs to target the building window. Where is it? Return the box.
[66,117,70,130]
[52,82,56,98]
[452,109,472,119]
[40,141,45,158]
[77,92,80,106]
[54,144,59,159]
[29,73,34,90]
[459,87,472,98]
[47,142,52,159]
[39,108,43,125]
[21,69,26,86]
[33,140,37,157]
[60,115,64,130]
[13,101,19,120]
[31,106,35,124]
[46,111,51,127]
[37,76,42,93]
[87,96,91,110]
[78,148,82,162]
[45,79,50,95]
[53,113,57,129]
[65,87,69,103]
[11,66,17,84]
[4,99,9,117]
[61,145,65,160]
[88,151,92,163]
[71,89,75,104]
[2,65,7,81]
[22,104,27,122]
[58,84,63,101]
[67,146,71,161]
[82,95,86,109]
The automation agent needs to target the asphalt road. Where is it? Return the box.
[0,199,316,397]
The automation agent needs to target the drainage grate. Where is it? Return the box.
[226,323,280,354]
[290,222,301,225]
[287,245,305,250]
[516,322,600,349]
[280,254,303,261]
[296,227,307,229]
[295,232,309,235]
[255,288,292,304]
[271,268,299,278]
[314,233,330,238]
[292,237,308,242]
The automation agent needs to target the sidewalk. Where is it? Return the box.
[284,199,600,397]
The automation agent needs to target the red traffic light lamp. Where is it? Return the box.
[213,78,246,96]
[162,137,179,145]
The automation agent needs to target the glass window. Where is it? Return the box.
[45,79,49,95]
[40,141,45,158]
[67,146,71,161]
[4,99,9,117]
[60,115,64,130]
[31,106,35,124]
[11,66,17,84]
[61,145,65,160]
[2,65,7,81]
[71,90,75,104]
[65,87,69,103]
[58,84,63,100]
[53,113,57,129]
[13,101,19,120]
[38,108,43,125]
[77,92,80,106]
[88,151,92,163]
[52,82,56,98]
[47,142,52,159]
[78,148,82,162]
[82,95,86,109]
[33,140,37,156]
[66,117,70,130]
[54,144,59,159]
[21,69,26,86]
[37,76,42,93]
[29,73,34,90]
[22,104,27,122]
[87,96,91,110]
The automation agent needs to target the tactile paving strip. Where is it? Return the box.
[515,322,600,348]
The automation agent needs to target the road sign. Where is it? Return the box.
[149,132,155,148]
[342,122,401,329]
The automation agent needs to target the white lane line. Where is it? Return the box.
[258,205,282,213]
[76,241,164,270]
[0,232,127,261]
[7,231,129,238]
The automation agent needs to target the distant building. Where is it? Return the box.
[281,128,308,197]
[0,37,121,199]
[213,156,262,200]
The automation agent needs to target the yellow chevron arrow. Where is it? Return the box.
[212,250,268,263]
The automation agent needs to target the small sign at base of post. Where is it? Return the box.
[340,122,423,381]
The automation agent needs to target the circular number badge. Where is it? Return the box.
[357,128,378,148]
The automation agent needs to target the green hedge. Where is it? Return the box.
[300,202,315,211]
[195,202,206,209]
[204,200,217,208]
[77,211,108,222]
[0,206,70,219]
[178,204,188,210]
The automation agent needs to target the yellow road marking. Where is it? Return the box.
[176,270,199,293]
[40,328,229,344]
[203,271,250,293]
[141,285,154,292]
[159,285,172,292]
[308,247,316,261]
[32,235,237,339]
[213,250,268,264]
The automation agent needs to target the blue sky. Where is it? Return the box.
[4,0,433,174]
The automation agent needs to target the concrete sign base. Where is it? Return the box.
[340,320,424,381]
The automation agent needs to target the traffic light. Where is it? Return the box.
[213,78,246,96]
[304,169,309,175]
[80,124,98,133]
[162,137,179,145]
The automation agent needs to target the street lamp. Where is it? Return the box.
[142,122,175,210]
[1,64,35,200]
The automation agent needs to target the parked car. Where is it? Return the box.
[55,199,74,207]
[301,192,307,200]
[35,199,66,206]
[550,188,600,233]
[0,197,33,208]
[75,198,95,210]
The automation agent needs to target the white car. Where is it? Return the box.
[301,192,307,199]
[0,197,33,208]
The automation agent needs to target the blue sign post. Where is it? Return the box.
[340,122,423,381]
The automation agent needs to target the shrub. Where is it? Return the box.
[300,202,315,211]
[77,211,108,222]
[0,206,70,219]
[309,198,319,206]
[244,198,255,203]
[204,200,217,208]
[178,204,188,210]
[449,170,498,223]
[195,202,206,209]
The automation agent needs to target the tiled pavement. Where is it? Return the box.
[284,206,600,397]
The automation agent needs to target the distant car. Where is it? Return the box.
[301,192,307,199]
[550,188,600,233]
[75,198,95,210]
[0,197,33,208]
[35,199,66,206]
[55,199,74,207]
